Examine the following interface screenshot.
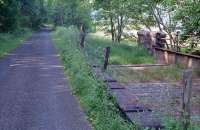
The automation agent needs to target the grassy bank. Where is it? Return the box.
[53,27,134,130]
[86,34,154,65]
[0,29,32,57]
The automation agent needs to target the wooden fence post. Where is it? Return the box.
[181,69,193,130]
[176,31,180,52]
[80,24,86,48]
[103,47,111,70]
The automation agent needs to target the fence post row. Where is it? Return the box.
[103,47,111,70]
[182,69,193,130]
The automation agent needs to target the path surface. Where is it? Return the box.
[0,30,92,130]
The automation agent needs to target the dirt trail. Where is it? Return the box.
[0,30,91,130]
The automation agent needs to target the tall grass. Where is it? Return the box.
[0,29,32,57]
[53,27,134,130]
[85,34,154,65]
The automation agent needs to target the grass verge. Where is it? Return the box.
[0,29,32,57]
[85,34,154,66]
[52,26,134,130]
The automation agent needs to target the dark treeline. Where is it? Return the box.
[0,0,47,32]
[0,0,91,32]
[1,0,199,50]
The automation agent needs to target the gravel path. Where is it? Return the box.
[0,30,91,130]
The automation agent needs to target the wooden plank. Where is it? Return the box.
[154,47,200,59]
[108,83,125,89]
[109,64,167,68]
[124,105,152,113]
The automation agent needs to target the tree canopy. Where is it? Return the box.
[1,0,200,49]
[0,0,91,32]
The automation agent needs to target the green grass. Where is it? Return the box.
[0,29,32,57]
[85,34,154,66]
[108,64,200,83]
[52,26,134,130]
[162,116,200,130]
[108,65,183,83]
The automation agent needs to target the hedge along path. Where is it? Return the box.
[0,29,92,130]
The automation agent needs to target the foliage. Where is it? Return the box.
[93,0,200,50]
[175,0,200,36]
[53,27,135,130]
[0,0,47,32]
[49,0,92,29]
[19,0,47,29]
[0,0,21,32]
[93,0,178,43]
[93,0,132,42]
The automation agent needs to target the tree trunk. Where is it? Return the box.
[110,15,115,42]
[117,15,123,43]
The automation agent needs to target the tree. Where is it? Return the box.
[127,0,155,31]
[175,0,200,36]
[19,0,47,29]
[133,0,179,49]
[0,0,48,32]
[94,0,132,42]
[50,0,91,29]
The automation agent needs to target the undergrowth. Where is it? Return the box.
[53,26,134,130]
